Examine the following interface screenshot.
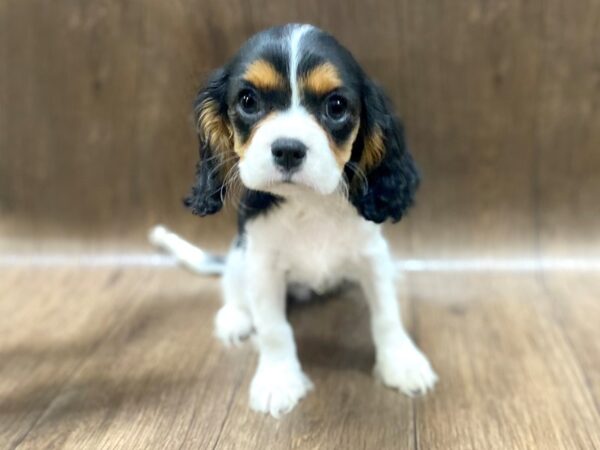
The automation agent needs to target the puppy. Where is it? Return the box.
[158,23,437,417]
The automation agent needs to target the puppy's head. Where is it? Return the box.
[185,24,419,223]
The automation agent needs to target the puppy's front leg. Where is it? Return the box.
[360,237,438,396]
[246,251,313,417]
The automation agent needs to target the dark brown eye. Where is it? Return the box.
[238,89,259,115]
[325,94,348,121]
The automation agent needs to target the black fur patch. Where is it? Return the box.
[302,89,359,146]
[348,80,420,223]
[230,83,291,145]
[237,190,282,234]
[184,68,230,216]
[185,24,420,226]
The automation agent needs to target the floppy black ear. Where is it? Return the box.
[183,67,234,216]
[349,79,420,224]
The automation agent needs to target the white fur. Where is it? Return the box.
[216,188,437,417]
[289,24,313,107]
[148,225,223,275]
[238,109,342,195]
[214,303,253,346]
[250,358,314,418]
[238,24,341,197]
[149,202,438,417]
[152,23,436,418]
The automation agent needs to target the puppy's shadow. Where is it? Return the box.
[288,284,375,375]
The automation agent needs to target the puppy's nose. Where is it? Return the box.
[271,138,307,171]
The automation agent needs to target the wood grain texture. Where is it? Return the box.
[1,2,599,448]
[0,269,598,449]
[1,0,599,258]
[412,273,600,450]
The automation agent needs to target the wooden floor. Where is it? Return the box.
[1,266,599,449]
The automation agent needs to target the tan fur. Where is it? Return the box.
[244,60,285,91]
[197,98,235,173]
[359,127,385,171]
[234,112,277,159]
[331,124,360,169]
[301,63,342,96]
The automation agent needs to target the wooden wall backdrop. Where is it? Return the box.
[1,0,599,257]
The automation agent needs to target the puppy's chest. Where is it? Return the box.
[247,199,378,288]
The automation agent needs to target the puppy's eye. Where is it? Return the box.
[325,94,348,122]
[238,89,260,115]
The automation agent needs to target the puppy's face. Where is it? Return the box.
[187,24,420,224]
[228,25,361,195]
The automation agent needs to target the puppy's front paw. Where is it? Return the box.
[214,304,254,347]
[250,363,313,418]
[375,343,438,396]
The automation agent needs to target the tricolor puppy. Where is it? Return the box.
[179,24,436,417]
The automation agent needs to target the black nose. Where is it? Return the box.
[271,138,307,171]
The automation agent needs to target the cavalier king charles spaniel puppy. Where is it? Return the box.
[150,23,437,417]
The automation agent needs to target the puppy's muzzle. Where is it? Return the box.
[271,138,307,172]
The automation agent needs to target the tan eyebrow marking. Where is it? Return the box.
[243,59,285,90]
[300,62,343,95]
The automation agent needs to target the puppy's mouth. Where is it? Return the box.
[264,171,313,193]
[280,172,296,184]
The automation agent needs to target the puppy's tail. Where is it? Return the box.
[148,225,225,276]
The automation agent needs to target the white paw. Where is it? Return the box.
[375,343,438,396]
[214,304,254,347]
[249,363,313,418]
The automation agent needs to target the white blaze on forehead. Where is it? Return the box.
[238,25,344,197]
[289,24,313,108]
[258,109,329,145]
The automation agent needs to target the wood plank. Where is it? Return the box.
[538,274,600,409]
[2,1,599,260]
[2,268,600,448]
[412,273,600,450]
[5,269,250,450]
[211,282,416,450]
[1,269,418,449]
[0,268,145,448]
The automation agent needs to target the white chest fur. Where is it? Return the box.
[244,189,383,291]
[212,189,437,419]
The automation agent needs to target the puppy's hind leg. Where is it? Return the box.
[214,243,254,347]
